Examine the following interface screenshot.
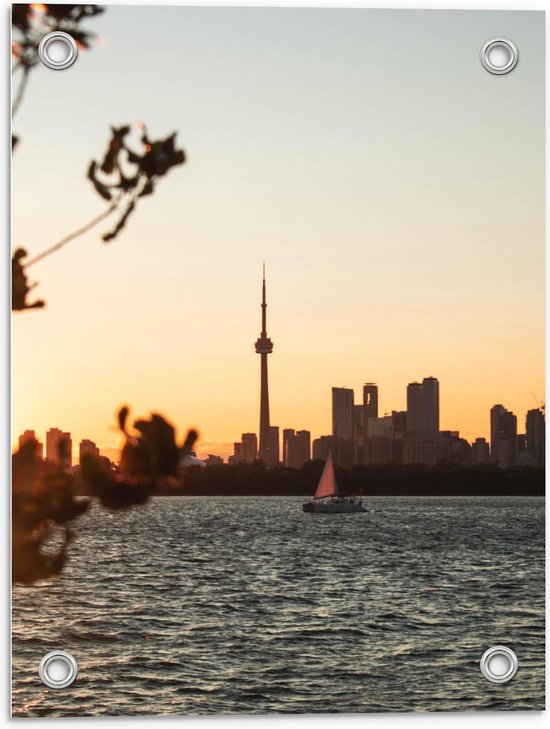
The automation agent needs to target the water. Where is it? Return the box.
[12,496,545,716]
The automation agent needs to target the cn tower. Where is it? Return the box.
[255,264,273,464]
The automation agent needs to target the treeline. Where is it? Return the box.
[152,461,545,497]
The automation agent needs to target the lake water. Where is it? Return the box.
[12,496,545,716]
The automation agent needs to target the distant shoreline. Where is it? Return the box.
[149,462,545,498]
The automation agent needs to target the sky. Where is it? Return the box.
[12,6,545,461]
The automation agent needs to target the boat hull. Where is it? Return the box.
[302,499,365,514]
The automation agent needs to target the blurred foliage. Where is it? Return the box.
[11,5,195,587]
[88,125,186,241]
[12,248,44,310]
[13,409,198,583]
[12,437,89,583]
[12,4,104,75]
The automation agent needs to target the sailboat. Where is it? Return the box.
[302,452,365,513]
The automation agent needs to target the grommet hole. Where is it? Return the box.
[480,646,518,684]
[38,650,78,689]
[480,37,518,75]
[487,653,511,677]
[38,31,78,70]
[487,44,511,70]
[46,658,71,682]
[44,38,72,64]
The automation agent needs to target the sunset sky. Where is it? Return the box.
[12,7,544,461]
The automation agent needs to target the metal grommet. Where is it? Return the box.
[480,38,518,75]
[480,646,518,684]
[38,31,78,71]
[38,651,78,689]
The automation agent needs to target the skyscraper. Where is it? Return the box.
[255,265,274,465]
[361,383,378,464]
[526,408,545,467]
[490,405,517,468]
[18,430,43,458]
[268,426,280,465]
[79,439,100,462]
[471,437,491,464]
[46,427,72,468]
[312,435,333,461]
[241,433,258,463]
[332,386,355,466]
[354,405,364,464]
[406,382,423,436]
[421,377,439,439]
[284,429,311,468]
[363,383,378,419]
[228,442,243,464]
[365,415,394,464]
[282,428,295,467]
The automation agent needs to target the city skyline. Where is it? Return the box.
[14,273,545,466]
[11,8,544,463]
[14,274,545,466]
[18,393,545,469]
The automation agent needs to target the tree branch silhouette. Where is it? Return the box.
[15,124,185,296]
[11,66,30,119]
[11,5,196,586]
[25,203,118,267]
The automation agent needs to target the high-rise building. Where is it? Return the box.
[18,430,43,458]
[284,430,311,469]
[406,382,423,436]
[526,408,545,467]
[490,405,517,468]
[438,431,470,465]
[471,437,491,464]
[241,433,258,463]
[46,428,72,468]
[402,436,419,464]
[62,432,72,468]
[46,428,62,462]
[312,435,333,461]
[268,426,280,465]
[79,439,100,462]
[421,377,439,439]
[282,428,295,467]
[228,442,243,465]
[354,405,364,464]
[361,383,378,464]
[255,265,276,466]
[46,428,61,462]
[363,383,378,418]
[365,415,394,464]
[391,411,407,464]
[392,410,407,433]
[332,386,355,466]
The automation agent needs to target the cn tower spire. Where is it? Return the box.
[255,264,274,464]
[261,261,267,335]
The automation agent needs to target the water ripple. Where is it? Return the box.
[12,496,544,716]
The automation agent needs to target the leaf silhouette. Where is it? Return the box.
[88,124,186,241]
[12,248,44,311]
